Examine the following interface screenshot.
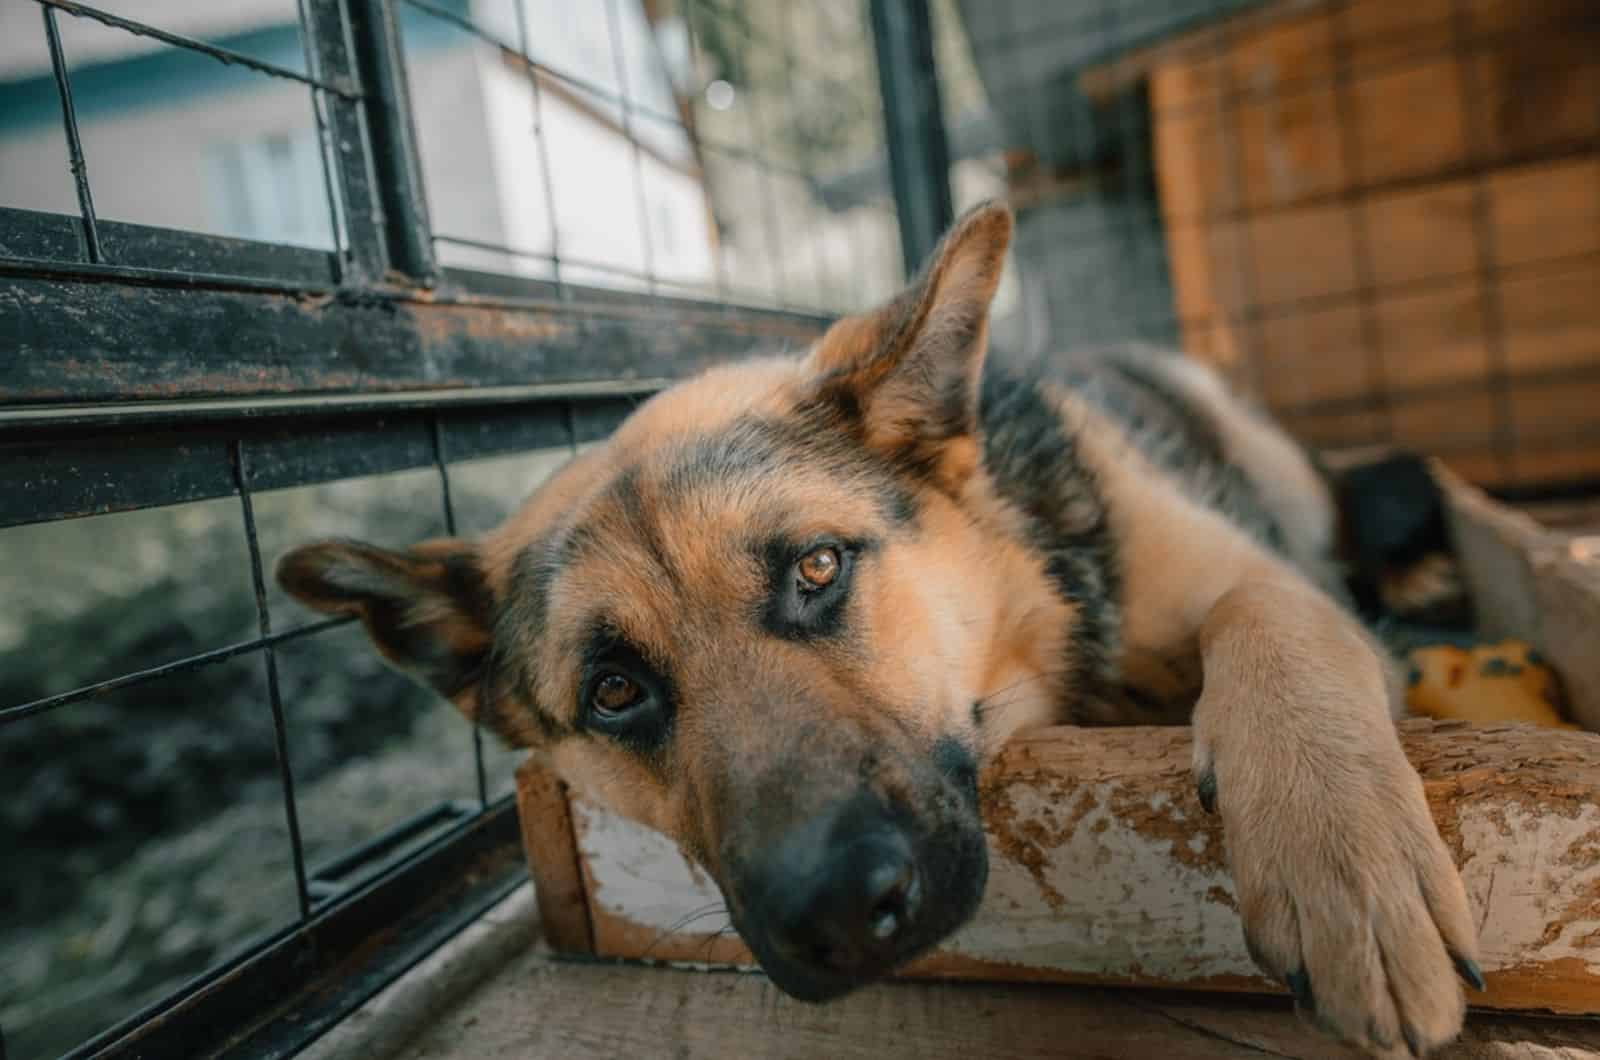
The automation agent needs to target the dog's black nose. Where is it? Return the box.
[747,796,925,974]
[799,832,922,972]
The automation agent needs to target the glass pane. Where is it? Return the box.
[0,2,336,252]
[1,661,298,1060]
[397,0,899,303]
[0,499,257,699]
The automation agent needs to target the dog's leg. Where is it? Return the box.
[1190,575,1481,1057]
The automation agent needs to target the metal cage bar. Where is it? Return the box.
[234,441,316,921]
[39,2,102,264]
[868,0,954,276]
[37,0,360,99]
[429,414,490,810]
[346,0,439,282]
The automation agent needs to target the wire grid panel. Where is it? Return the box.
[940,0,1599,491]
[395,0,905,311]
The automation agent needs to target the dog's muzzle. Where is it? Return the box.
[726,753,987,1002]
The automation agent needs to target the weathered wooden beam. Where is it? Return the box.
[519,719,1600,1014]
[0,273,827,405]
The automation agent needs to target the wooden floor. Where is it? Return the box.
[385,944,1600,1060]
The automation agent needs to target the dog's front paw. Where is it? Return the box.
[1198,744,1483,1057]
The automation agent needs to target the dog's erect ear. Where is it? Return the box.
[276,538,515,739]
[808,199,1012,483]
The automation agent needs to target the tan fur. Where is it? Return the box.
[1157,352,1339,578]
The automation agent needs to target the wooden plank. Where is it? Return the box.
[1437,463,1557,641]
[1470,29,1600,166]
[1388,387,1497,452]
[1511,442,1600,492]
[1225,9,1335,92]
[1339,0,1455,74]
[1535,555,1600,733]
[1348,57,1469,188]
[1437,461,1600,727]
[1363,179,1478,289]
[1433,448,1511,487]
[1232,81,1347,211]
[1509,376,1600,445]
[1148,103,1235,223]
[1490,158,1600,268]
[1244,201,1359,306]
[1255,303,1369,406]
[1374,280,1489,391]
[1278,405,1384,449]
[1499,260,1600,376]
[391,943,1600,1060]
[514,757,594,954]
[548,720,1600,1014]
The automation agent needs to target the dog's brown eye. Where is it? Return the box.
[591,673,641,716]
[797,546,841,590]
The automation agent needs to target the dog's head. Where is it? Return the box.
[279,203,1070,999]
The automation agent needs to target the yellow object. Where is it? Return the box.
[1405,639,1577,729]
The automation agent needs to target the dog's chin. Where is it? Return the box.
[743,836,989,1004]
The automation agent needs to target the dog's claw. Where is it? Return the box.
[1451,952,1486,992]
[1285,968,1315,1013]
[1197,770,1217,815]
[1403,1024,1426,1058]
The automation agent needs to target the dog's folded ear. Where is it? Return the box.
[808,199,1013,487]
[276,538,508,733]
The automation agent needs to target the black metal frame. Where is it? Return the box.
[868,0,954,275]
[0,0,935,1055]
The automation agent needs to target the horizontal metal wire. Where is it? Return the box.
[399,0,678,124]
[431,232,831,311]
[33,0,361,100]
[307,799,477,902]
[0,614,353,727]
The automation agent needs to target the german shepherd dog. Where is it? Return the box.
[279,202,1482,1056]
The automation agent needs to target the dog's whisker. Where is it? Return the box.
[696,919,738,962]
[640,903,730,962]
[976,668,1076,716]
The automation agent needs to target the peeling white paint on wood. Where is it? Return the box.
[935,781,1255,980]
[574,800,724,933]
[1462,800,1600,975]
[560,721,1600,1012]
